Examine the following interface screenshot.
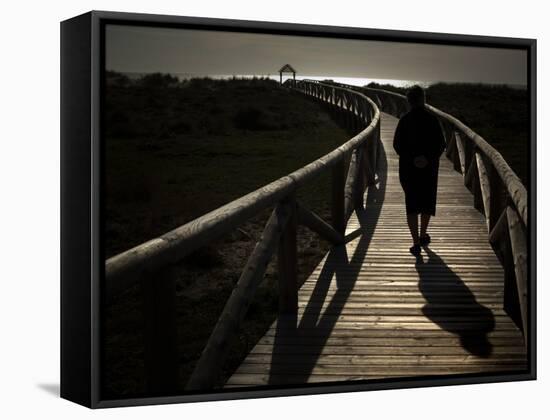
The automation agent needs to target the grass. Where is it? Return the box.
[105,73,345,257]
[103,73,350,398]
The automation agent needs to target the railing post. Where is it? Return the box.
[454,131,466,175]
[488,163,506,232]
[443,122,455,158]
[476,152,492,231]
[354,147,365,210]
[140,266,179,395]
[363,124,379,186]
[277,195,298,316]
[506,207,528,341]
[489,206,523,337]
[464,152,483,214]
[346,96,353,132]
[464,151,489,215]
[462,133,474,176]
[376,120,382,168]
[332,159,347,235]
[349,103,356,133]
[338,100,346,127]
[359,102,366,129]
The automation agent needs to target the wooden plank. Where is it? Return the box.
[253,336,524,348]
[293,306,508,316]
[234,364,527,376]
[278,197,298,316]
[332,159,346,235]
[268,321,520,332]
[226,367,528,386]
[240,354,527,365]
[268,314,515,323]
[244,345,527,356]
[264,327,520,340]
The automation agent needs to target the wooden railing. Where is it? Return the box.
[319,79,529,342]
[105,80,381,393]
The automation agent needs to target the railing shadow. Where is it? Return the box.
[267,134,388,385]
[415,247,495,357]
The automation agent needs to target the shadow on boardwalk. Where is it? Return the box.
[416,248,495,357]
[267,139,388,385]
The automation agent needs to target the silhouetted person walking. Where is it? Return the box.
[393,86,446,256]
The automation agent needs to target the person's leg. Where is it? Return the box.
[407,213,420,245]
[420,213,431,237]
[403,186,421,255]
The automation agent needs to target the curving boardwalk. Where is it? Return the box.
[226,112,527,387]
[105,79,529,393]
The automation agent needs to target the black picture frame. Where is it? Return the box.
[60,10,536,409]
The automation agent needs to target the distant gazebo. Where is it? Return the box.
[279,64,296,85]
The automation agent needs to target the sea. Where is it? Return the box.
[121,72,424,88]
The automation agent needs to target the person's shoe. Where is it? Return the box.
[409,244,421,256]
[419,234,431,247]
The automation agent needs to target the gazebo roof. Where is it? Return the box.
[278,64,296,73]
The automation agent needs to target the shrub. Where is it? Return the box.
[233,106,265,130]
[139,73,179,89]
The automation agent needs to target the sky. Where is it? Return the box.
[105,24,527,86]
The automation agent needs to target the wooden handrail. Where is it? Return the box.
[105,79,382,392]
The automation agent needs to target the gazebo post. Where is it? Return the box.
[278,64,297,86]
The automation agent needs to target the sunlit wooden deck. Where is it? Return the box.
[225,112,527,387]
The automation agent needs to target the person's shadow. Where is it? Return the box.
[415,247,495,357]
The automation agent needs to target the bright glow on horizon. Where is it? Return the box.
[297,76,429,88]
[166,73,426,88]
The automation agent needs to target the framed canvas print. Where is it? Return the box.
[60,10,536,408]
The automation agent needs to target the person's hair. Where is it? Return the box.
[406,85,426,108]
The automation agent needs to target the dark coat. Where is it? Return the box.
[393,106,446,215]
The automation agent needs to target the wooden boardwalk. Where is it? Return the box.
[226,112,527,387]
